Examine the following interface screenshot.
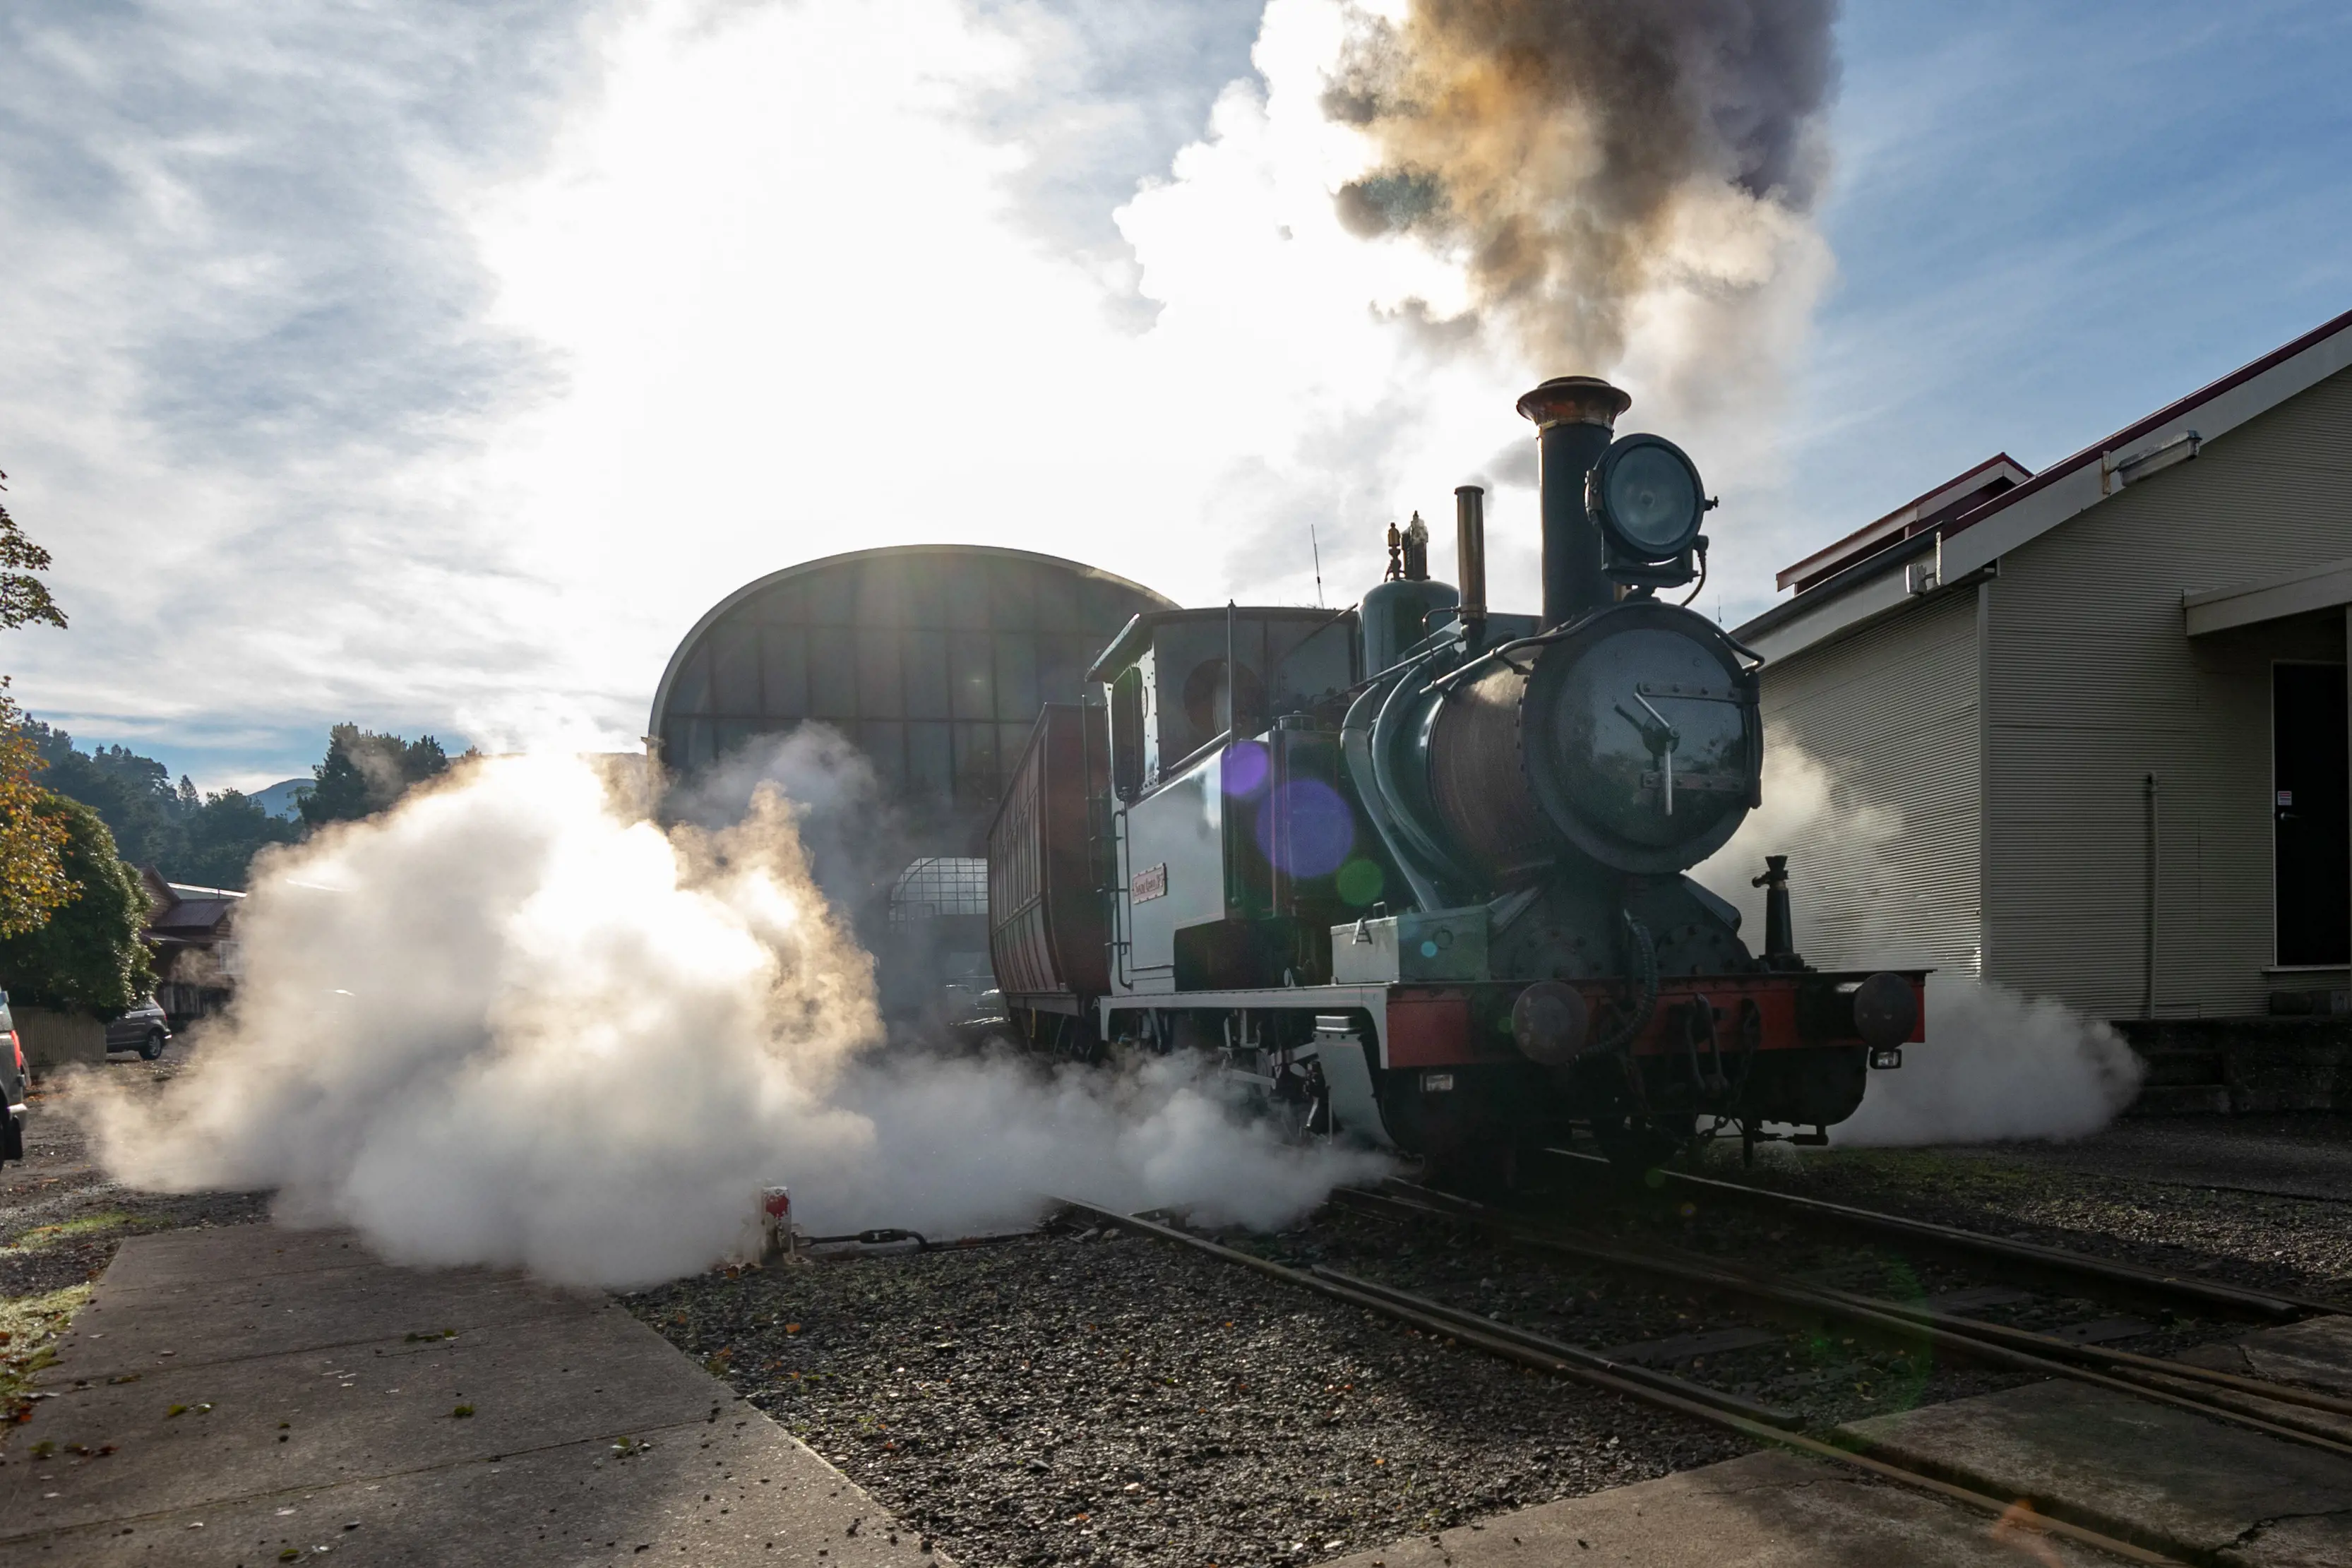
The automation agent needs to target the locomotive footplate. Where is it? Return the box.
[1090,967,1924,1151]
[1382,971,1928,1069]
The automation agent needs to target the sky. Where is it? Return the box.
[3,0,2348,793]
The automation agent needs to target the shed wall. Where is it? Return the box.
[1753,587,1981,974]
[1983,365,2352,1017]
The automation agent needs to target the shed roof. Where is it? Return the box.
[1739,306,2352,661]
[2184,555,2352,637]
[150,898,237,937]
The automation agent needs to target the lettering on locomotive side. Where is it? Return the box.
[1130,862,1169,903]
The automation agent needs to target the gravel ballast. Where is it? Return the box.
[631,1114,2352,1567]
[627,1220,1745,1568]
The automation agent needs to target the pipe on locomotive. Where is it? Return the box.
[1452,484,1486,635]
[1515,375,1633,628]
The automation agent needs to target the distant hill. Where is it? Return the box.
[249,778,312,822]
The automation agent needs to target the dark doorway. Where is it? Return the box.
[2274,662,2349,966]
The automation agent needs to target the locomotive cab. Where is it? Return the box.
[1091,605,1369,994]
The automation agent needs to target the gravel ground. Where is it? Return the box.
[626,1216,1746,1568]
[631,1113,2352,1568]
[0,1043,268,1425]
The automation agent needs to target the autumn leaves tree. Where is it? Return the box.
[0,471,71,938]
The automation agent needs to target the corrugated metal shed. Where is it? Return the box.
[1755,587,1981,975]
[1737,313,2352,1019]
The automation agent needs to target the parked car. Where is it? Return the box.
[105,998,172,1061]
[0,991,24,1163]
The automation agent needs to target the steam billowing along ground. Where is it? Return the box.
[81,754,1384,1288]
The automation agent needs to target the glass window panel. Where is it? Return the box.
[998,723,1034,794]
[760,627,809,718]
[710,620,762,714]
[1032,568,1080,628]
[1034,636,1082,710]
[804,567,859,627]
[989,561,1037,628]
[683,718,715,769]
[944,558,991,629]
[903,557,947,630]
[856,626,904,719]
[948,630,994,720]
[902,629,951,719]
[752,577,806,625]
[1058,631,1111,697]
[668,643,712,717]
[953,722,998,804]
[712,720,760,762]
[808,633,858,719]
[858,721,907,789]
[1084,578,1151,632]
[994,632,1040,724]
[858,561,914,627]
[907,722,953,796]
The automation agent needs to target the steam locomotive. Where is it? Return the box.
[986,375,1923,1175]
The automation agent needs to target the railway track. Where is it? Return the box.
[1056,1173,2352,1567]
[1053,1194,2201,1567]
[1339,1183,2352,1456]
[1544,1147,2352,1319]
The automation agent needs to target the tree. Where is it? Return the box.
[299,724,450,827]
[19,721,297,891]
[0,794,154,1017]
[0,688,70,937]
[179,789,297,889]
[0,472,69,935]
[0,474,66,637]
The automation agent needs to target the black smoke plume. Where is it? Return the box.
[1326,0,1839,366]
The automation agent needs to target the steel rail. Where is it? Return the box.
[1049,1196,2188,1567]
[1300,1263,1805,1430]
[1545,1149,2346,1319]
[1342,1186,2352,1460]
[1798,1278,2352,1423]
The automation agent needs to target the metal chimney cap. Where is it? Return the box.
[1515,376,1631,431]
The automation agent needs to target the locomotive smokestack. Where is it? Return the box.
[1515,376,1630,628]
[1453,485,1486,630]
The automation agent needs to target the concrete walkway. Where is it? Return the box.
[0,1226,934,1567]
[1331,1318,2352,1568]
[1323,1447,2115,1567]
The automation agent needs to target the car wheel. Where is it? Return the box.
[140,1030,167,1062]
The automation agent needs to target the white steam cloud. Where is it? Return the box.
[80,750,1385,1288]
[1832,976,2144,1146]
[1693,736,2144,1146]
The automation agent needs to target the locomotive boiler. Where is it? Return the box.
[987,376,1923,1175]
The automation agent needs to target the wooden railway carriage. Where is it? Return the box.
[988,376,1924,1172]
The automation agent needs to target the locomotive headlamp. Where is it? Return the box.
[1588,434,1707,564]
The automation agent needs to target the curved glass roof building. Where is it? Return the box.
[650,545,1174,854]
